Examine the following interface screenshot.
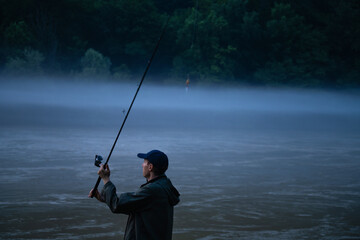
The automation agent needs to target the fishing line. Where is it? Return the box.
[90,15,171,198]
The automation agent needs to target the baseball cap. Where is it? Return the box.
[137,150,168,172]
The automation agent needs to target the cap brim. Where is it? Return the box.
[137,153,147,159]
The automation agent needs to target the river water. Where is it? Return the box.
[0,80,360,239]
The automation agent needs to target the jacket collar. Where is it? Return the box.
[141,174,166,187]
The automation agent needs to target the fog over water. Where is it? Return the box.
[1,79,359,113]
[0,79,360,239]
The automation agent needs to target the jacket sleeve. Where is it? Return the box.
[101,181,153,214]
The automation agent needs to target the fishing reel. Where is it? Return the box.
[94,155,103,167]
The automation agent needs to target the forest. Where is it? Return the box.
[0,0,359,88]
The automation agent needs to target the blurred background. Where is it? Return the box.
[0,0,359,87]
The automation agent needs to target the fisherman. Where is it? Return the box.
[89,150,180,240]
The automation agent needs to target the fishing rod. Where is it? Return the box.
[90,16,170,198]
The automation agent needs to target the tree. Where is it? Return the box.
[80,48,111,79]
[3,21,34,54]
[4,48,44,76]
[173,1,236,84]
[254,3,329,87]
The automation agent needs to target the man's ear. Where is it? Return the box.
[148,163,154,171]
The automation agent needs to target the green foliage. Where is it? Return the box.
[0,0,358,87]
[80,48,111,78]
[3,48,44,76]
[3,21,34,48]
[112,64,132,80]
[173,4,236,83]
[254,3,329,87]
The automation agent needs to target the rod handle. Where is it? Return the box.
[90,176,102,198]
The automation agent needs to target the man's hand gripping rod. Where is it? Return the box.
[90,17,170,198]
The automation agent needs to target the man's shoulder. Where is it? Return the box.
[139,175,180,205]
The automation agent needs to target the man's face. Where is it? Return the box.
[142,159,151,179]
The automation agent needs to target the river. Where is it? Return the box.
[0,79,359,239]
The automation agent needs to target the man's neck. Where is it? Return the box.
[147,173,158,182]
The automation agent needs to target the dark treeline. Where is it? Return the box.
[0,0,359,87]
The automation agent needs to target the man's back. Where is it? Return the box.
[101,175,180,240]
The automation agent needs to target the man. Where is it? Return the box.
[89,150,180,240]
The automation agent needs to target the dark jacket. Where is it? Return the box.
[101,174,180,240]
